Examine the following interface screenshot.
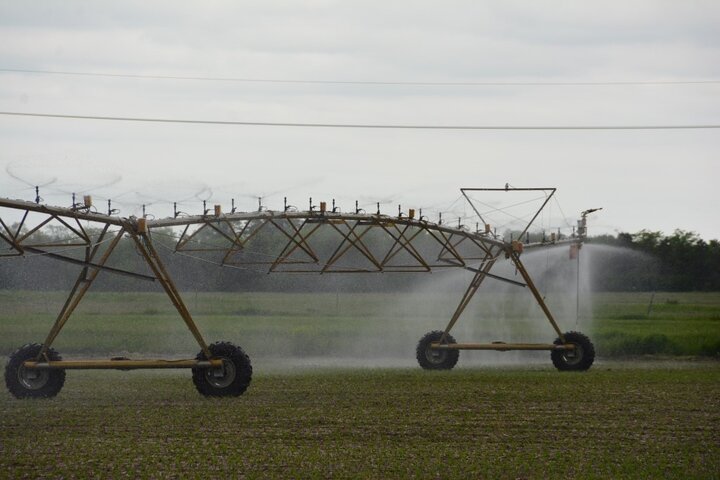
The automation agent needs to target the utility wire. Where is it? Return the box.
[1,111,718,130]
[2,68,719,87]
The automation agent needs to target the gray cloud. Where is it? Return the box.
[0,1,718,238]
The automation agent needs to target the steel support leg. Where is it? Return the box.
[507,249,565,341]
[440,253,499,342]
[38,228,126,359]
[130,231,212,358]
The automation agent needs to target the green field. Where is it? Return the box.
[591,292,720,357]
[1,291,719,478]
[1,290,718,360]
[1,367,719,478]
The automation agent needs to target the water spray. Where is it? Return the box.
[574,207,603,327]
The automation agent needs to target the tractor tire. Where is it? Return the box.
[192,341,252,397]
[416,330,459,370]
[5,343,66,399]
[551,331,595,371]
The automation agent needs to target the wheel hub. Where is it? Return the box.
[205,358,236,388]
[426,347,447,364]
[563,344,584,365]
[17,364,49,390]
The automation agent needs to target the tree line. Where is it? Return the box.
[588,230,720,291]
[1,225,718,292]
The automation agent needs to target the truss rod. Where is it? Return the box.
[459,263,526,288]
[269,219,322,271]
[22,246,156,281]
[322,220,381,273]
[379,223,431,271]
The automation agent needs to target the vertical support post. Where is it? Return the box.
[129,229,212,358]
[507,249,565,340]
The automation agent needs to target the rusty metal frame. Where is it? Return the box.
[0,186,581,375]
[0,197,218,371]
[163,212,512,273]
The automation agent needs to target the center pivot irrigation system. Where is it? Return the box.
[1,186,599,398]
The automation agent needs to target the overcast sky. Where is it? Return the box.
[0,1,718,239]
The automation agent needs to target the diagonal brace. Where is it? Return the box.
[507,249,565,340]
[38,228,126,358]
[130,230,211,357]
[440,251,500,342]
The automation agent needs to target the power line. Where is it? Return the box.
[1,111,718,130]
[1,68,719,87]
